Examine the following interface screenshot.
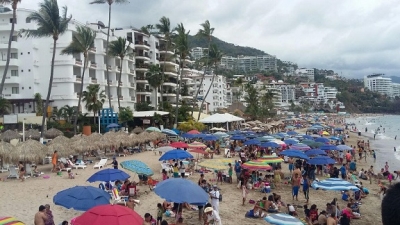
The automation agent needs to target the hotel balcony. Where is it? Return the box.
[136,76,148,83]
[89,47,96,53]
[5,76,20,84]
[89,61,97,69]
[135,64,149,72]
[0,40,18,50]
[136,88,152,95]
[136,52,150,61]
[159,46,174,55]
[164,71,178,78]
[134,41,150,50]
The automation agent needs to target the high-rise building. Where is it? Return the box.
[220,55,277,72]
[198,74,231,112]
[190,47,207,60]
[364,74,392,96]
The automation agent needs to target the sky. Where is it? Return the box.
[18,0,400,78]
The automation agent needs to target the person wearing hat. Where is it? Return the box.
[204,207,222,225]
[209,185,220,212]
[34,205,47,225]
[111,156,118,169]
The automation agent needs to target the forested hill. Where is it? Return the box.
[188,35,267,56]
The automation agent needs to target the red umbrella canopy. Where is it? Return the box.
[170,141,189,148]
[72,205,143,225]
[187,130,200,134]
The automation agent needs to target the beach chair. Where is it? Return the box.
[93,158,107,169]
[350,174,360,185]
[0,164,9,173]
[145,144,153,151]
[73,160,87,169]
[112,188,128,206]
[160,163,172,173]
[7,167,18,179]
[25,164,33,178]
[147,177,159,190]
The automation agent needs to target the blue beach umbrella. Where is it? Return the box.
[336,145,352,151]
[146,127,161,132]
[304,149,327,156]
[181,133,194,138]
[120,160,154,176]
[312,178,359,191]
[334,127,344,131]
[171,128,180,135]
[87,169,130,183]
[214,132,229,137]
[307,156,335,165]
[315,137,330,143]
[230,135,246,141]
[284,139,298,145]
[202,135,218,141]
[154,178,208,205]
[264,213,304,225]
[280,150,309,160]
[53,186,110,211]
[287,131,298,136]
[161,129,178,136]
[106,123,119,128]
[158,149,193,161]
[329,136,341,141]
[260,142,280,148]
[302,135,313,140]
[320,145,337,151]
[244,139,261,146]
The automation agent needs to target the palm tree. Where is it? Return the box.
[24,0,72,139]
[107,37,132,110]
[34,93,43,116]
[155,16,172,110]
[0,0,21,95]
[82,84,106,124]
[192,20,214,117]
[61,25,96,134]
[90,0,128,109]
[59,105,75,123]
[0,97,11,115]
[173,23,190,128]
[198,44,222,120]
[146,64,163,109]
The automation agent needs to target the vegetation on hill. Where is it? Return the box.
[188,35,267,56]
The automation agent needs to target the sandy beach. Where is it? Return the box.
[0,125,386,225]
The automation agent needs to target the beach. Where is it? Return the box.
[0,123,388,225]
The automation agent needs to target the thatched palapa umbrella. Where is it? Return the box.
[47,135,71,146]
[24,129,41,141]
[71,137,96,154]
[0,130,22,142]
[86,132,102,142]
[0,141,17,165]
[48,142,74,157]
[44,128,64,139]
[131,127,143,134]
[16,139,48,164]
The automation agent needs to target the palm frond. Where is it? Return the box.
[89,0,106,4]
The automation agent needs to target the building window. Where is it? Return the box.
[10,70,18,77]
[10,53,17,59]
[26,18,31,23]
[12,87,19,94]
[9,18,16,23]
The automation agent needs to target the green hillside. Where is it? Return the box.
[188,35,267,56]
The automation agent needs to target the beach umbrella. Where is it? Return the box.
[301,139,315,145]
[53,186,110,211]
[230,135,246,141]
[284,139,298,145]
[145,127,161,132]
[170,141,188,148]
[264,213,304,225]
[307,156,335,165]
[279,150,309,160]
[16,140,47,164]
[213,131,228,137]
[131,127,144,134]
[187,129,200,134]
[241,160,272,171]
[320,144,337,151]
[311,178,359,191]
[287,131,297,135]
[302,135,313,140]
[262,135,275,140]
[336,145,352,151]
[43,128,64,139]
[24,129,41,140]
[47,142,74,157]
[87,169,130,183]
[86,133,102,142]
[106,123,119,129]
[158,149,193,161]
[0,141,17,163]
[307,142,324,148]
[47,135,71,146]
[154,178,208,205]
[285,125,295,130]
[188,141,207,149]
[334,127,343,131]
[0,216,24,225]
[315,137,330,143]
[329,136,341,141]
[259,155,284,164]
[304,149,327,156]
[72,204,143,225]
[161,129,178,136]
[190,148,207,154]
[260,142,280,148]
[181,133,194,139]
[202,135,218,141]
[291,144,311,151]
[120,160,154,176]
[244,139,261,146]
[0,130,21,142]
[198,159,233,170]
[155,146,175,152]
[71,137,96,153]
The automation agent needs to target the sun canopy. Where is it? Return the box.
[198,113,244,123]
[133,111,169,117]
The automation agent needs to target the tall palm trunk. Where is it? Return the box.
[192,39,211,118]
[105,4,112,109]
[174,59,183,128]
[117,58,123,109]
[160,42,169,110]
[73,55,88,134]
[40,38,58,138]
[0,5,17,94]
[93,111,96,125]
[200,71,215,118]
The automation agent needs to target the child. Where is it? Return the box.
[156,203,163,225]
[388,172,393,185]
[242,184,248,206]
[287,204,298,216]
[68,170,75,179]
[217,170,223,185]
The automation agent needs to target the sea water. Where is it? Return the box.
[346,115,400,172]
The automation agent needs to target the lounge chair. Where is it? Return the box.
[160,163,172,173]
[73,160,87,169]
[25,164,33,178]
[93,159,107,169]
[7,167,18,179]
[0,164,9,173]
[112,188,128,206]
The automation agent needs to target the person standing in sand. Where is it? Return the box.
[44,204,55,225]
[34,205,47,225]
[292,173,301,201]
[51,151,58,172]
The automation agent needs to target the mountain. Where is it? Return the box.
[389,76,400,84]
[188,35,267,56]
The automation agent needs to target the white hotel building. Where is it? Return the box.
[364,74,393,97]
[0,7,204,114]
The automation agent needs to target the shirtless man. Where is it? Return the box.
[34,205,47,225]
[327,212,337,225]
[126,196,137,211]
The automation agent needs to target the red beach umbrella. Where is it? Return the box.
[170,141,189,148]
[187,130,200,134]
[72,205,143,225]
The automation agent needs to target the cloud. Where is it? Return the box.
[18,0,400,78]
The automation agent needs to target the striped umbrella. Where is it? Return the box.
[188,141,207,149]
[241,160,272,171]
[259,155,284,164]
[0,217,24,225]
[264,213,304,225]
[311,178,359,191]
[198,159,234,170]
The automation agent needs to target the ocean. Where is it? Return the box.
[346,115,400,172]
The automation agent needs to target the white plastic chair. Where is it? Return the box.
[0,164,9,173]
[7,167,18,179]
[93,159,107,169]
[73,160,87,169]
[112,188,127,205]
[25,164,33,178]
